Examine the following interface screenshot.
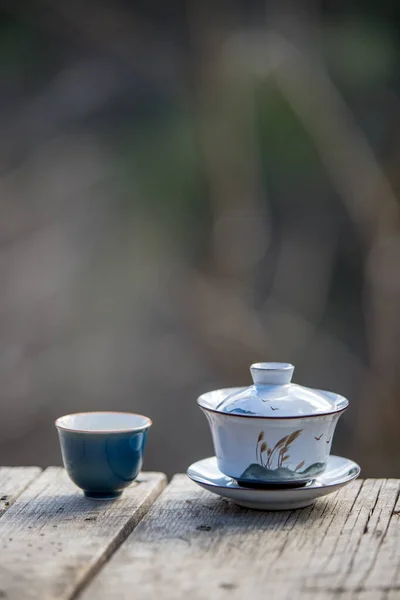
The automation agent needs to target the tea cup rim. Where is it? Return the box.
[55,411,152,434]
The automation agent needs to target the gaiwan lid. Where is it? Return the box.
[215,362,348,417]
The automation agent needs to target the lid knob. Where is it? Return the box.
[250,362,294,386]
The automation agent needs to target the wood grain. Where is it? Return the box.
[0,467,41,516]
[0,467,166,599]
[81,476,400,600]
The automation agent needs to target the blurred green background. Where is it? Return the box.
[0,0,399,477]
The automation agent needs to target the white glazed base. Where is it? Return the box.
[187,455,360,511]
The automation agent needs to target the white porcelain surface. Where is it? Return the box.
[55,412,152,433]
[197,363,349,486]
[202,408,341,484]
[187,455,360,510]
[212,363,348,418]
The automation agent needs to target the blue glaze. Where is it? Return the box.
[56,414,150,499]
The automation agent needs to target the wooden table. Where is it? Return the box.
[0,468,399,599]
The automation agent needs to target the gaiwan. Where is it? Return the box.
[198,363,349,486]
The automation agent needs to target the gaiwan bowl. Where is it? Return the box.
[198,363,349,487]
[56,411,151,499]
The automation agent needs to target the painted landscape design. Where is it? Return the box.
[239,429,325,483]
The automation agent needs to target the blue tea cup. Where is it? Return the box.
[56,411,152,499]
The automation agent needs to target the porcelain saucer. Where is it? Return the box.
[187,455,360,511]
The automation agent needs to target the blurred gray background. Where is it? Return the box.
[0,0,399,477]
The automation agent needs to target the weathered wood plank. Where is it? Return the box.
[359,482,400,595]
[0,467,166,600]
[81,477,400,600]
[0,467,41,516]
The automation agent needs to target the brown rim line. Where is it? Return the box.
[197,402,349,420]
[55,411,153,434]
